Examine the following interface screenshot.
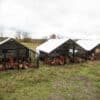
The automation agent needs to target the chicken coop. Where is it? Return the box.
[36,38,88,65]
[0,38,38,70]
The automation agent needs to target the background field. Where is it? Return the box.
[0,42,100,100]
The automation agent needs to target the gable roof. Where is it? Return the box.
[36,38,70,54]
[0,38,11,45]
[76,39,100,51]
[0,38,35,52]
[0,37,8,42]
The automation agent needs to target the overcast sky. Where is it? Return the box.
[0,0,100,39]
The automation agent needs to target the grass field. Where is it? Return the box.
[0,41,100,100]
[0,61,100,100]
[21,42,40,51]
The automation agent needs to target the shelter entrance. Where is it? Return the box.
[0,38,38,71]
[1,48,29,60]
[0,48,31,70]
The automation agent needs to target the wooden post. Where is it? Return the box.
[3,53,6,70]
[16,49,19,60]
[85,51,88,61]
[17,49,19,70]
[72,43,75,63]
[2,49,7,70]
[26,48,29,58]
[36,55,39,68]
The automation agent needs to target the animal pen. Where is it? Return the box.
[36,39,90,65]
[36,38,100,65]
[0,38,38,71]
[76,39,100,61]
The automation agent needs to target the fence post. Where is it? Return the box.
[36,56,39,68]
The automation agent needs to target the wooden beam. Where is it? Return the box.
[72,43,75,63]
[85,51,88,61]
[36,56,39,68]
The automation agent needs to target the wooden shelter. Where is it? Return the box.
[76,39,100,60]
[36,38,87,65]
[0,38,37,70]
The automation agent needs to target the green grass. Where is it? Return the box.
[0,42,99,100]
[0,61,100,100]
[21,41,43,51]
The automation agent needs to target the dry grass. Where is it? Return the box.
[0,42,99,100]
[21,42,41,51]
[0,61,100,100]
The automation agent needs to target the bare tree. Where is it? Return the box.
[22,32,29,39]
[0,32,3,37]
[49,34,56,39]
[15,31,22,39]
[56,34,64,39]
[22,32,32,42]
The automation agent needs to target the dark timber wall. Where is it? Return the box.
[39,39,88,65]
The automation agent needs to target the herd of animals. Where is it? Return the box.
[0,56,36,71]
[0,51,100,71]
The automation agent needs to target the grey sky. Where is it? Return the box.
[0,0,100,39]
